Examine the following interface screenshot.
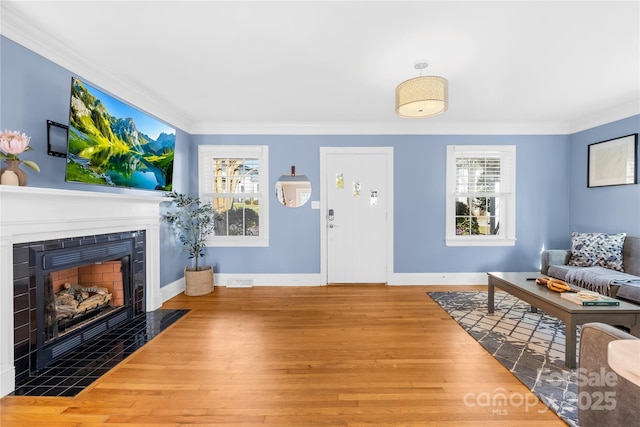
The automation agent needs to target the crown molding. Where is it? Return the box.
[187,120,572,135]
[0,3,192,132]
[184,102,640,135]
[3,3,637,137]
[567,99,640,134]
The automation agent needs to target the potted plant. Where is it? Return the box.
[162,191,216,296]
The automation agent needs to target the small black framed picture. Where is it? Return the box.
[588,133,638,188]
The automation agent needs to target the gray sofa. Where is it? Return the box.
[578,323,640,427]
[541,235,640,304]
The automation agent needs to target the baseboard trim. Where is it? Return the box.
[160,277,185,302]
[217,273,324,287]
[159,272,490,303]
[0,365,15,400]
[390,273,489,286]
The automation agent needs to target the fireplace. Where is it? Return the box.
[15,232,146,378]
[45,260,127,340]
[0,186,167,397]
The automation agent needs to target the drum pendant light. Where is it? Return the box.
[395,61,448,118]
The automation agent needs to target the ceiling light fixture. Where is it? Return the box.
[395,61,448,118]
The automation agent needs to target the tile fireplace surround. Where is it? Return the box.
[0,186,167,397]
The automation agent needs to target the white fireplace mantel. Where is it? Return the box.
[0,185,168,397]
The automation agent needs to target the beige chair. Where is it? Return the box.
[578,323,640,427]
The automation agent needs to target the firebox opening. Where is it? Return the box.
[45,258,128,341]
[33,237,139,372]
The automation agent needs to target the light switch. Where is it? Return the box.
[311,201,320,209]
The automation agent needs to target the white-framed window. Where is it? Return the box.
[198,145,269,247]
[445,145,516,247]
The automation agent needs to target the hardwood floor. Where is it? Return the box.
[1,285,566,426]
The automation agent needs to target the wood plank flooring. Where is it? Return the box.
[1,285,566,426]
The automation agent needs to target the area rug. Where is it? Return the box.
[428,291,579,427]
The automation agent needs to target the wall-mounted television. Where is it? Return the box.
[65,77,176,191]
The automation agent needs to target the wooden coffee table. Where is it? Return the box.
[487,272,640,368]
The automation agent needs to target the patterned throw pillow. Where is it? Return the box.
[568,232,626,271]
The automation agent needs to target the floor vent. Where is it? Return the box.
[227,279,253,288]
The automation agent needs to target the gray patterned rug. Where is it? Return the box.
[428,291,579,427]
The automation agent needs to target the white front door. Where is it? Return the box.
[320,147,393,284]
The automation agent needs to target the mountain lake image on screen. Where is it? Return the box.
[65,77,176,191]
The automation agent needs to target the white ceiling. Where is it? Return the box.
[2,1,639,135]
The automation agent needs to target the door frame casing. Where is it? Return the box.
[319,147,394,285]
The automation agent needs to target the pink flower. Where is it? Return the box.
[0,130,31,155]
[0,130,40,172]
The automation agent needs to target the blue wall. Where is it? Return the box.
[193,134,573,275]
[0,36,191,285]
[2,36,639,287]
[0,37,192,194]
[568,116,640,238]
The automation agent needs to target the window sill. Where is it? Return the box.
[445,237,516,247]
[208,237,269,248]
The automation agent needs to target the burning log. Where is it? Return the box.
[55,292,77,307]
[54,282,112,321]
[61,282,109,296]
[77,292,112,313]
